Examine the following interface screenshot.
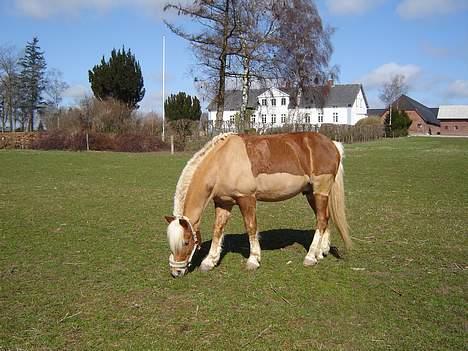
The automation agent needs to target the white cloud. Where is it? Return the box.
[358,62,422,89]
[325,0,385,15]
[397,0,468,19]
[446,80,468,98]
[63,84,89,100]
[12,0,192,19]
[139,90,163,113]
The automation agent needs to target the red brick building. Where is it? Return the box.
[379,95,441,135]
[437,105,468,136]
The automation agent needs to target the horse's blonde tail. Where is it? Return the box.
[329,142,352,250]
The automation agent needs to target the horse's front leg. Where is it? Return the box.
[237,196,260,270]
[200,202,233,272]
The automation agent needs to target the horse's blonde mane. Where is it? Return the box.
[173,133,235,216]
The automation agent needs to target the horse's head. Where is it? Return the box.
[165,216,200,278]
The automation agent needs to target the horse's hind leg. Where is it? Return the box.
[306,193,331,257]
[237,196,261,270]
[200,201,233,272]
[304,174,334,266]
[304,193,329,266]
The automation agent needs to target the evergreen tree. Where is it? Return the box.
[384,109,412,136]
[165,92,202,121]
[88,47,145,109]
[19,37,47,131]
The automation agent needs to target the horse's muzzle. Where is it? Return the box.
[170,267,187,278]
[169,254,189,278]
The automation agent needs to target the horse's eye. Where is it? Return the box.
[184,240,189,246]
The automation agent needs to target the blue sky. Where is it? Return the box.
[1,0,467,113]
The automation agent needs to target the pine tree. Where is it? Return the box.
[88,47,145,109]
[164,92,201,121]
[19,37,47,131]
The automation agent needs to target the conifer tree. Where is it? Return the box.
[19,37,47,131]
[88,47,145,109]
[164,92,201,121]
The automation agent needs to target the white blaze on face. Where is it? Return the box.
[167,220,185,254]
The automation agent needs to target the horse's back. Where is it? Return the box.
[239,132,340,177]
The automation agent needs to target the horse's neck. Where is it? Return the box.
[183,170,215,229]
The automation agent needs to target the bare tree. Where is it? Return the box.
[0,45,21,131]
[164,0,239,129]
[272,0,338,122]
[231,0,281,130]
[45,68,69,109]
[166,0,336,131]
[379,74,408,125]
[44,68,69,129]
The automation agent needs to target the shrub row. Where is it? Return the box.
[31,131,169,152]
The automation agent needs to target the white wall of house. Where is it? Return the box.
[208,86,368,126]
[208,109,238,122]
[351,88,368,125]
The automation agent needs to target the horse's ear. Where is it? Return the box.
[178,218,190,231]
[164,216,175,224]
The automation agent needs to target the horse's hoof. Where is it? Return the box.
[246,258,260,271]
[303,257,318,266]
[200,259,215,272]
[322,246,330,256]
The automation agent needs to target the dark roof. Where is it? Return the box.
[207,89,266,111]
[207,84,367,111]
[392,95,440,126]
[367,108,387,117]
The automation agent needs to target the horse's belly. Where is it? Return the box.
[255,173,309,202]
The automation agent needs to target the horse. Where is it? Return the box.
[165,132,351,277]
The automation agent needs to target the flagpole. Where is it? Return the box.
[162,35,166,142]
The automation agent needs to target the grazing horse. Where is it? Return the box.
[165,132,351,277]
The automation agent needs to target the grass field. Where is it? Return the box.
[1,136,467,350]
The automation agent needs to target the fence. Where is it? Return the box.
[192,120,384,144]
[1,122,385,151]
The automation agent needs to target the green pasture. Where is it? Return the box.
[1,137,467,350]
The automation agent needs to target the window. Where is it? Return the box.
[281,114,286,123]
[261,98,267,106]
[333,112,339,123]
[318,111,324,123]
[417,123,422,129]
[251,116,255,124]
[271,98,276,106]
[230,115,235,123]
[281,97,287,106]
[271,114,276,124]
[261,114,267,123]
[305,113,310,124]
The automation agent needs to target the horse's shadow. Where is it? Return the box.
[190,228,342,269]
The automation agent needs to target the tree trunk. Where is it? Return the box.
[215,0,233,132]
[1,109,5,133]
[239,57,250,132]
[215,53,226,131]
[28,110,34,132]
[293,87,303,131]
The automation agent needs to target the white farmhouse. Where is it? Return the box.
[207,83,369,127]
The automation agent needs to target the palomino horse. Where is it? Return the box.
[165,132,351,277]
